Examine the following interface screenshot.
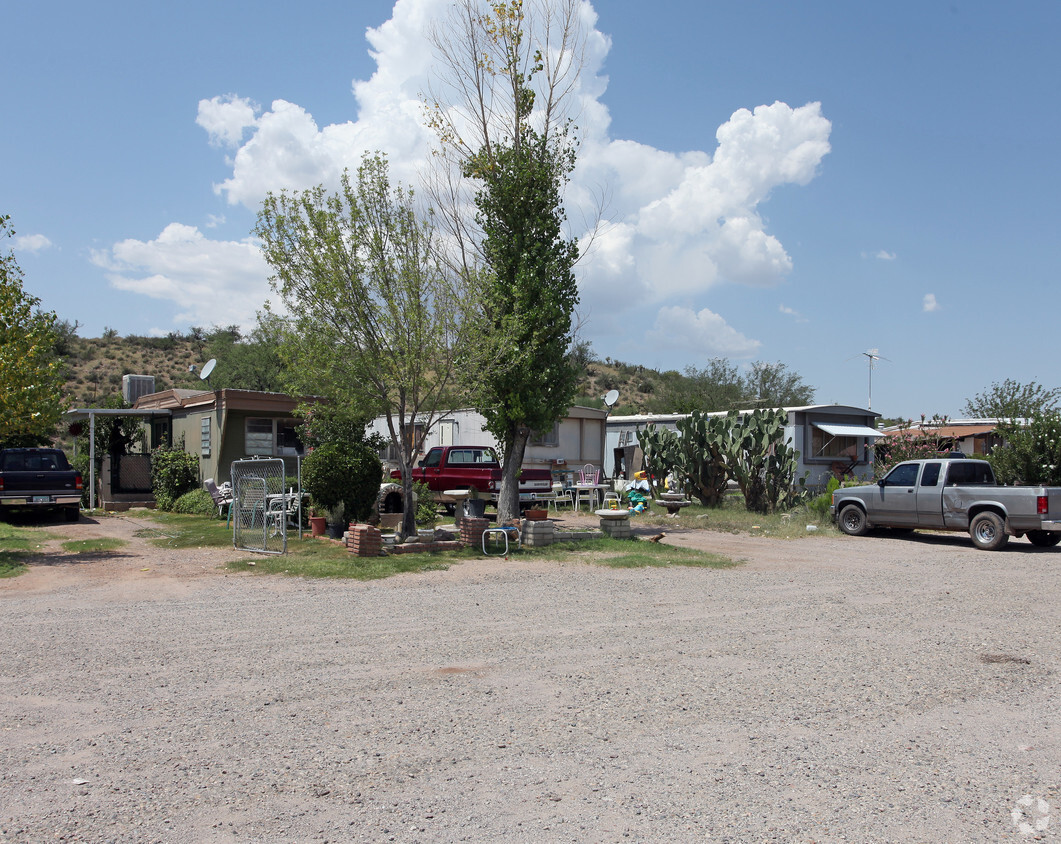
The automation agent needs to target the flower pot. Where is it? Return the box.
[524,508,549,521]
[326,522,345,540]
[309,516,327,537]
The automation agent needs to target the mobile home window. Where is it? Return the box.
[531,423,559,447]
[811,427,858,459]
[200,416,211,457]
[245,418,275,456]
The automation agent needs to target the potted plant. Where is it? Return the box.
[308,506,327,537]
[415,481,438,540]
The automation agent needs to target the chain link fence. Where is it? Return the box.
[231,457,288,554]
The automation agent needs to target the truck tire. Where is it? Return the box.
[838,504,869,536]
[970,512,1008,551]
[1026,530,1061,548]
[64,506,80,523]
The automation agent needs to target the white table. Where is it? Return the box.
[573,483,607,511]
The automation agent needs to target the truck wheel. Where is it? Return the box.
[838,504,869,536]
[1026,530,1061,548]
[970,512,1008,551]
[64,506,80,523]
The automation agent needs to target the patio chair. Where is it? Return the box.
[579,463,599,485]
[550,484,573,511]
[204,478,233,521]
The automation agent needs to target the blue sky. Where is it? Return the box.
[3,0,1059,419]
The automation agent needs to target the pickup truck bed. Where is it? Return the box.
[0,448,83,522]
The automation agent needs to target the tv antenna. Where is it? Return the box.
[850,348,889,410]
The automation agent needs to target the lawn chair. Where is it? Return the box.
[550,484,573,511]
[205,478,233,522]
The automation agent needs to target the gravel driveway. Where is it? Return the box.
[1,512,1059,842]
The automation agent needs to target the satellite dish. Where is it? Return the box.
[199,359,216,381]
[603,389,620,407]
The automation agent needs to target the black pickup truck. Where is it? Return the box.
[0,448,82,522]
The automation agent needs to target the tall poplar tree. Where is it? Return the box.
[426,0,587,521]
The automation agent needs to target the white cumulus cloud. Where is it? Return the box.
[923,293,939,312]
[92,224,273,330]
[14,233,53,253]
[645,306,761,359]
[115,0,831,363]
[196,95,260,148]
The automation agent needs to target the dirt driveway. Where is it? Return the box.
[2,512,1059,842]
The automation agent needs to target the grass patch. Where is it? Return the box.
[633,493,834,539]
[227,538,469,580]
[0,521,53,577]
[60,538,127,554]
[137,512,233,548]
[141,513,736,581]
[534,535,736,569]
[228,533,736,579]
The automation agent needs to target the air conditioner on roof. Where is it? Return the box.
[122,375,156,405]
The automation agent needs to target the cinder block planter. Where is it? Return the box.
[521,519,555,547]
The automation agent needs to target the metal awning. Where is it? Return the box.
[813,422,884,439]
[63,408,173,510]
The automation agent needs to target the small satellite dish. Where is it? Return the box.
[199,359,216,381]
[603,389,620,407]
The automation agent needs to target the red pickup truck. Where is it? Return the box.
[391,445,553,510]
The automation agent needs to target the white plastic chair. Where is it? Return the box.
[551,486,573,511]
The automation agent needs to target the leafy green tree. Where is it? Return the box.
[426,0,586,522]
[990,412,1061,486]
[660,359,746,413]
[962,378,1060,420]
[742,361,815,408]
[0,215,66,447]
[256,154,467,538]
[202,314,286,392]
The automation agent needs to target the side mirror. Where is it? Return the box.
[417,460,424,468]
[877,479,885,488]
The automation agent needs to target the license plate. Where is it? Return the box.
[32,495,52,503]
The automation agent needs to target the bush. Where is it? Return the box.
[301,441,383,523]
[173,488,217,516]
[808,476,841,520]
[151,447,200,511]
[413,481,437,527]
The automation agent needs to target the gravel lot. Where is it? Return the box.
[1,511,1059,843]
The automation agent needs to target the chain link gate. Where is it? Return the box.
[231,457,288,554]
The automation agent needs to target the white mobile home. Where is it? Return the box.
[605,404,882,490]
[369,405,608,482]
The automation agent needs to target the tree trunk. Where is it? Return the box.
[399,467,417,538]
[496,428,530,523]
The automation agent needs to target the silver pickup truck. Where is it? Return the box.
[831,455,1061,550]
